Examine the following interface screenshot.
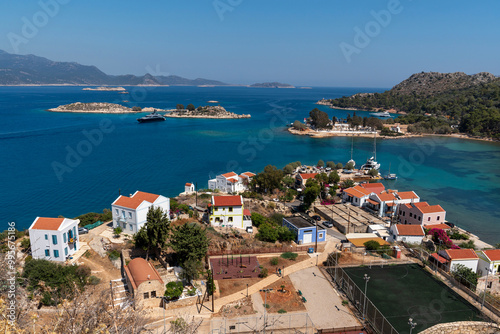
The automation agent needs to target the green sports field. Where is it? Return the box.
[343,264,484,333]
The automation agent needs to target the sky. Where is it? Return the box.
[0,0,499,87]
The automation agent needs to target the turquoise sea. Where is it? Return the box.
[0,86,499,244]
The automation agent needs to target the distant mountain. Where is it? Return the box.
[0,50,229,86]
[250,82,295,88]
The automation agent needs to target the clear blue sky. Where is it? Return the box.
[1,0,499,87]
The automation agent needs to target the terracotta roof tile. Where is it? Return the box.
[185,183,192,186]
[397,191,419,200]
[243,172,255,177]
[344,187,367,198]
[424,223,451,230]
[222,172,238,178]
[445,249,479,260]
[378,192,396,202]
[395,224,424,236]
[213,195,242,207]
[114,196,146,210]
[360,183,385,194]
[31,217,65,230]
[431,253,448,264]
[244,209,251,216]
[482,249,500,262]
[133,191,160,203]
[124,258,163,290]
[299,173,318,180]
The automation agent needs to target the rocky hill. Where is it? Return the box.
[391,71,496,95]
[48,102,139,113]
[165,105,250,119]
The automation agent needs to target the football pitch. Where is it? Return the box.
[343,264,484,333]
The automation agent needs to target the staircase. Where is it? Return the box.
[110,278,131,308]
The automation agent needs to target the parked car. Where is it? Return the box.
[312,215,321,221]
[246,226,253,234]
[78,227,88,234]
[322,221,333,228]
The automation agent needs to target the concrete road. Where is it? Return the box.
[289,266,361,330]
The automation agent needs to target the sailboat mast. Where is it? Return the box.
[374,133,377,160]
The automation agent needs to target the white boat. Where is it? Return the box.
[370,111,391,117]
[360,134,381,171]
[384,163,397,180]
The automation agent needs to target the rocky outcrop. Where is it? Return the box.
[419,321,499,334]
[165,105,250,119]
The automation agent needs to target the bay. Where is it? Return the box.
[0,86,498,244]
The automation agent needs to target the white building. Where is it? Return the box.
[208,172,255,193]
[111,190,170,234]
[438,249,479,273]
[389,224,425,243]
[208,195,252,230]
[477,249,500,276]
[29,217,80,262]
[185,183,195,194]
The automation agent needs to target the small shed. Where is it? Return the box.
[282,216,326,245]
[124,258,165,308]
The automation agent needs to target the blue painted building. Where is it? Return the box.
[283,216,326,245]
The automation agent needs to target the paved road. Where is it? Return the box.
[289,266,361,330]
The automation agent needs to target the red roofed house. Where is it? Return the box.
[438,249,479,272]
[209,195,252,231]
[124,258,165,308]
[29,217,80,262]
[366,190,420,218]
[342,185,372,207]
[208,171,255,193]
[359,182,385,194]
[398,201,446,226]
[477,249,500,294]
[389,224,425,243]
[296,173,319,188]
[184,182,195,194]
[112,190,170,234]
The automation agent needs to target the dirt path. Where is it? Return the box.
[79,249,122,283]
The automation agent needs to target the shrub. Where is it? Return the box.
[281,252,298,260]
[278,309,287,314]
[132,106,142,111]
[364,240,380,251]
[165,281,184,300]
[459,240,476,249]
[270,257,279,266]
[88,275,101,285]
[342,300,349,306]
[259,268,268,278]
[20,238,30,251]
[108,250,120,261]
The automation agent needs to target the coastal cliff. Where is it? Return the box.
[165,105,250,119]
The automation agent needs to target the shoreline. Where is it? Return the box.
[48,109,141,114]
[164,114,250,119]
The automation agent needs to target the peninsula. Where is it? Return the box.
[164,105,250,119]
[48,102,144,114]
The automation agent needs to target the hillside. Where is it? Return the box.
[320,72,500,138]
[0,50,228,86]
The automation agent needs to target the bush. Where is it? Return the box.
[20,238,30,251]
[363,240,380,251]
[281,252,298,260]
[278,309,287,314]
[132,106,142,111]
[270,257,279,266]
[259,268,269,278]
[88,275,101,285]
[165,281,184,300]
[251,213,266,228]
[108,250,120,261]
[459,240,476,249]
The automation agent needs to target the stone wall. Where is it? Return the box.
[419,321,499,334]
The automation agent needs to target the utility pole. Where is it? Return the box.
[315,218,318,253]
[347,205,351,234]
[195,182,198,207]
[408,318,417,334]
[260,288,273,334]
[363,274,370,319]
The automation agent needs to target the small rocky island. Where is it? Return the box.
[48,102,147,113]
[165,105,250,119]
[82,87,126,91]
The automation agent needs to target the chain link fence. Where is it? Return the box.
[210,313,315,334]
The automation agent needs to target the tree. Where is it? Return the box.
[283,164,294,175]
[332,116,337,124]
[328,185,338,198]
[368,168,379,177]
[328,170,340,184]
[326,161,336,169]
[345,161,355,170]
[187,104,196,111]
[165,281,184,300]
[303,182,320,209]
[309,108,330,129]
[364,240,380,251]
[253,165,284,193]
[134,206,170,260]
[113,226,123,238]
[317,160,325,167]
[176,104,185,110]
[132,106,142,111]
[282,175,295,188]
[277,226,295,242]
[169,223,208,265]
[340,179,355,188]
[452,264,478,291]
[256,222,279,242]
[292,120,306,130]
[335,162,343,170]
[180,259,202,282]
[251,212,266,227]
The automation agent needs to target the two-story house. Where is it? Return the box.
[29,217,80,262]
[476,249,500,294]
[111,190,170,234]
[208,195,251,230]
[398,201,446,226]
[342,185,372,207]
[208,172,255,193]
[438,248,479,272]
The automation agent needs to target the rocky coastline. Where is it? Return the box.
[48,102,141,114]
[82,87,126,91]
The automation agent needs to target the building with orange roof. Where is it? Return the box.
[438,248,479,272]
[111,190,170,234]
[29,217,80,262]
[390,224,425,243]
[123,258,165,308]
[209,195,252,231]
[398,201,446,226]
[296,172,319,188]
[184,182,195,194]
[359,182,385,194]
[477,249,500,294]
[208,171,255,193]
[341,185,372,207]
